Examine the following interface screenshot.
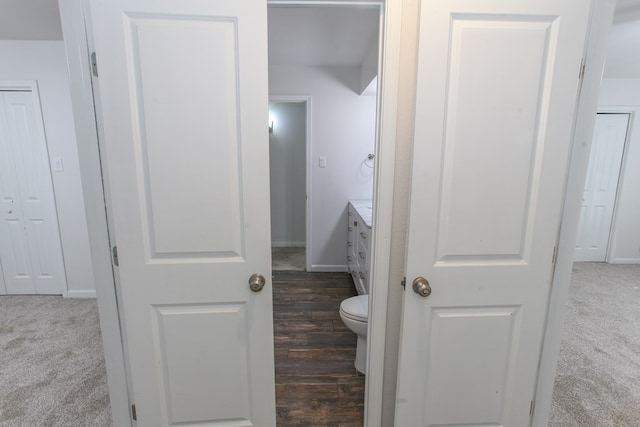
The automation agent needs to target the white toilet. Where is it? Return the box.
[339,294,369,374]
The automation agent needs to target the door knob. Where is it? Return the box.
[249,273,266,292]
[412,277,431,297]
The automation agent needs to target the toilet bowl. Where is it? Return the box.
[339,294,369,374]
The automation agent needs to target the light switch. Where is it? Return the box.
[319,157,327,168]
[53,156,64,172]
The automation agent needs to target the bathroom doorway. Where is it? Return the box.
[267,5,379,274]
[267,3,381,424]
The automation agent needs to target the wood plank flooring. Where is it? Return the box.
[273,271,364,427]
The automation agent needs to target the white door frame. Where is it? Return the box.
[58,0,613,425]
[532,0,617,424]
[0,80,68,297]
[58,1,132,425]
[268,95,313,271]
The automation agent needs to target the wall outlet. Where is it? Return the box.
[319,156,327,168]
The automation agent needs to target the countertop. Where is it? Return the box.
[350,200,373,228]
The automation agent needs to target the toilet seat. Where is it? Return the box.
[340,295,368,322]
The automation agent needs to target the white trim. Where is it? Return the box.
[0,80,68,298]
[269,95,313,271]
[0,256,6,295]
[67,289,97,298]
[58,1,132,426]
[0,80,38,91]
[533,0,616,425]
[271,241,306,248]
[365,0,400,424]
[608,258,640,264]
[309,265,349,272]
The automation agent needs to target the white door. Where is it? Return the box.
[0,90,66,295]
[89,0,275,425]
[395,0,591,425]
[574,113,629,262]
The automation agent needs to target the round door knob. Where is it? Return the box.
[249,273,266,292]
[412,277,431,297]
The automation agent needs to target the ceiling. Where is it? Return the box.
[0,0,62,40]
[605,0,640,78]
[267,6,380,68]
[0,0,637,76]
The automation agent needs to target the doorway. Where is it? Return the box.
[267,4,381,424]
[268,5,380,274]
[60,0,399,423]
[269,99,308,272]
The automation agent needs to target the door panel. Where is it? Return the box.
[152,303,251,424]
[126,14,244,260]
[424,305,522,424]
[89,0,275,425]
[395,0,591,425]
[0,91,66,295]
[437,17,556,264]
[574,113,628,262]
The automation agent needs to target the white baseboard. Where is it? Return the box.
[309,265,348,272]
[67,289,97,298]
[271,241,305,248]
[607,258,640,264]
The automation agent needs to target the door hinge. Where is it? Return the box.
[112,246,119,267]
[579,59,586,79]
[400,276,406,290]
[529,399,535,417]
[552,245,558,265]
[131,403,137,421]
[91,51,99,77]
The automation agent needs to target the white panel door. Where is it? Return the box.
[395,0,591,425]
[0,90,66,295]
[89,0,275,425]
[574,113,629,262]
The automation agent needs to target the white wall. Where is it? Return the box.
[0,40,96,296]
[359,41,379,95]
[599,78,640,263]
[269,65,376,270]
[269,101,306,247]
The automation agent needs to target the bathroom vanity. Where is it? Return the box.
[347,201,372,295]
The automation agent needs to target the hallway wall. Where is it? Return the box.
[269,101,306,247]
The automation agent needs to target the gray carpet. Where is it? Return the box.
[272,247,305,271]
[1,262,636,426]
[0,296,111,427]
[550,262,640,426]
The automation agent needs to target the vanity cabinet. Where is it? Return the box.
[347,201,372,295]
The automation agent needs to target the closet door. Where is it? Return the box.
[574,113,629,262]
[0,90,66,295]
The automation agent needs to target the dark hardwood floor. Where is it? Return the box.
[273,271,365,427]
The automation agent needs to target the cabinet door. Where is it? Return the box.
[347,205,357,269]
[357,226,371,293]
